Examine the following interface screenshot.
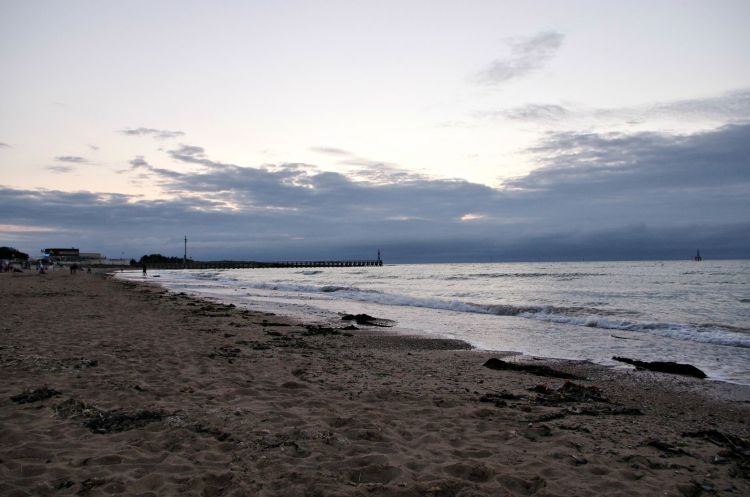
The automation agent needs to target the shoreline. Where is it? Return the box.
[1,270,749,496]
[117,269,750,390]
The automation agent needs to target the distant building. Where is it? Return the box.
[79,252,104,261]
[42,248,80,262]
[41,247,123,265]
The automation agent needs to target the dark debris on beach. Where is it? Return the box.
[11,386,62,404]
[613,356,707,379]
[341,313,396,327]
[53,398,166,434]
[483,357,582,379]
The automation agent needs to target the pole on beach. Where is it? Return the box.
[184,235,188,268]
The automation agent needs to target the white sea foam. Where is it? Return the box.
[226,279,750,348]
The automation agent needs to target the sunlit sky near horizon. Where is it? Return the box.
[1,1,749,261]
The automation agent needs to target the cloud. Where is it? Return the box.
[479,88,750,125]
[120,127,185,139]
[310,146,353,156]
[46,165,75,174]
[0,224,57,233]
[640,89,750,122]
[4,123,749,261]
[477,104,570,122]
[475,31,564,85]
[514,123,750,194]
[168,144,211,165]
[460,213,485,221]
[54,156,88,163]
[0,142,10,148]
[127,156,183,180]
[309,145,418,184]
[89,145,100,151]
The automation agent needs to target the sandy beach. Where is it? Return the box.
[1,270,749,497]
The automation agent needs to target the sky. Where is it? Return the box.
[1,0,749,262]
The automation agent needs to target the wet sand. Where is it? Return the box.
[1,270,749,496]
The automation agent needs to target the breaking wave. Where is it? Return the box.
[444,272,605,281]
[240,281,750,348]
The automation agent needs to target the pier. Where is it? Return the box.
[135,259,383,270]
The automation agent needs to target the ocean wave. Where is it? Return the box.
[244,281,382,296]
[242,281,750,348]
[321,285,349,292]
[194,272,221,280]
[517,311,750,348]
[445,272,605,280]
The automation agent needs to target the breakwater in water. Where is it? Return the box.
[133,260,384,270]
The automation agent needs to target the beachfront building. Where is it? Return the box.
[41,248,127,266]
[42,248,81,263]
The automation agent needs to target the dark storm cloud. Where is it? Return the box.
[475,31,564,85]
[120,127,185,139]
[54,156,87,163]
[4,123,749,261]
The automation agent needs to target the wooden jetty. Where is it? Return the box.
[139,259,383,270]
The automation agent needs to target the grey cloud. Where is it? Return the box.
[55,156,87,163]
[482,88,750,125]
[128,156,183,179]
[609,88,750,123]
[5,123,749,261]
[0,142,10,148]
[120,127,185,139]
[584,89,750,124]
[475,31,564,85]
[46,165,75,173]
[89,145,100,151]
[150,125,750,224]
[309,145,416,184]
[477,104,570,121]
[515,124,750,193]
[309,145,391,167]
[310,146,353,156]
[168,144,211,165]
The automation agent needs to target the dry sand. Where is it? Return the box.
[1,270,749,496]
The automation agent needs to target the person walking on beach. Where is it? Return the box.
[142,263,147,276]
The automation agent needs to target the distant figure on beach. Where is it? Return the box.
[142,263,147,276]
[70,263,78,274]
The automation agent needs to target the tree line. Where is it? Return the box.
[134,254,194,265]
[0,246,29,260]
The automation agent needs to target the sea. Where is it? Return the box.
[118,260,750,385]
